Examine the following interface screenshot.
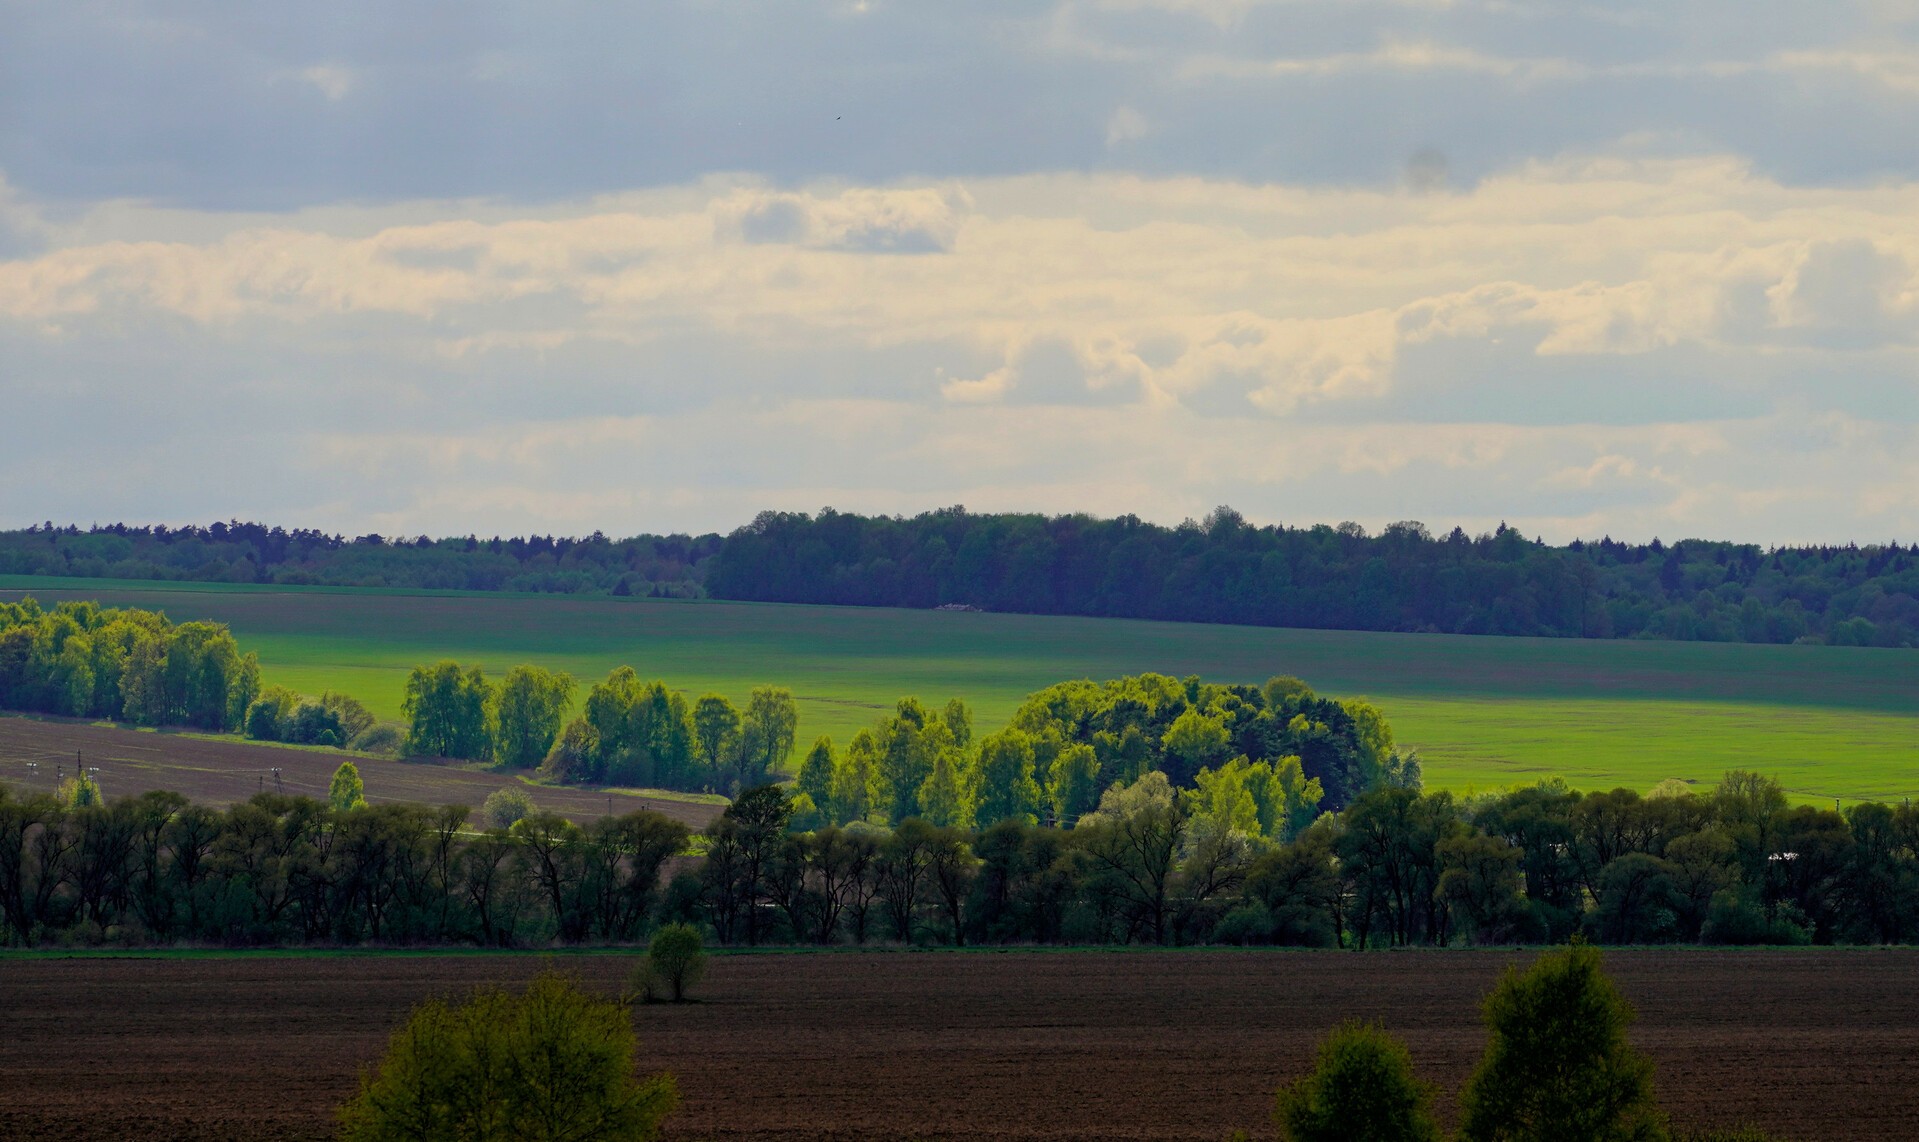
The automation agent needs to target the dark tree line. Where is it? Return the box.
[708,507,1919,647]
[0,787,686,947]
[701,769,1919,950]
[0,521,718,597]
[7,768,1917,950]
[10,508,1919,647]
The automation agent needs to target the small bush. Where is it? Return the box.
[1459,942,1666,1142]
[1275,1020,1440,1142]
[483,786,538,830]
[351,723,404,755]
[329,761,367,812]
[339,969,677,1142]
[634,923,707,1003]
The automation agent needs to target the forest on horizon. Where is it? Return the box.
[2,507,1915,649]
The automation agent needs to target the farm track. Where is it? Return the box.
[2,948,1914,1140]
[0,715,723,831]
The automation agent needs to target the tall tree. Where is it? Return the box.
[402,661,495,761]
[493,665,575,769]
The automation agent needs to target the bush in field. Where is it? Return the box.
[483,786,538,830]
[1274,1020,1439,1142]
[329,761,367,812]
[339,969,677,1142]
[634,923,706,1003]
[351,723,404,755]
[1459,942,1666,1142]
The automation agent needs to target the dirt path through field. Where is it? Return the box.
[1,948,1913,1140]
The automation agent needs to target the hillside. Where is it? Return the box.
[3,576,1913,802]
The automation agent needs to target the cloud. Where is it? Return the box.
[3,157,1919,539]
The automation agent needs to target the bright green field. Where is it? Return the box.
[3,576,1915,803]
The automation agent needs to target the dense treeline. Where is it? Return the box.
[390,658,801,796]
[710,507,1919,647]
[10,508,1919,648]
[793,673,1411,834]
[0,787,687,946]
[0,521,717,597]
[704,768,1919,949]
[9,766,1918,950]
[0,597,259,730]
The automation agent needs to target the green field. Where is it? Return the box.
[3,576,1915,803]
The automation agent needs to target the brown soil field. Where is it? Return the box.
[1,948,1913,1141]
[0,715,723,830]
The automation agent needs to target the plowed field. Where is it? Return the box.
[2,949,1913,1141]
[0,715,723,830]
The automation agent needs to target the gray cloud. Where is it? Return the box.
[5,1,1919,542]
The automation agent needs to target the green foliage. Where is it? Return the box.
[974,728,1041,826]
[338,969,678,1142]
[57,772,103,808]
[329,761,368,813]
[636,922,707,1002]
[1275,1021,1440,1142]
[494,665,576,769]
[1459,943,1667,1142]
[796,735,835,809]
[402,661,495,761]
[0,596,256,730]
[706,509,1919,648]
[482,786,537,830]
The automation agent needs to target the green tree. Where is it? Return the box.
[330,761,368,812]
[339,970,678,1142]
[1459,943,1667,1142]
[482,786,537,829]
[635,922,707,1002]
[736,686,799,790]
[1160,706,1230,786]
[830,730,881,824]
[691,694,740,788]
[494,665,576,769]
[796,735,835,810]
[975,728,1042,826]
[1047,741,1102,826]
[917,747,975,829]
[402,661,495,761]
[1275,1020,1441,1142]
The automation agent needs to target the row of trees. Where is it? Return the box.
[396,660,800,795]
[0,597,259,730]
[787,674,1408,839]
[15,508,1919,648]
[7,764,1919,950]
[0,784,688,947]
[2,521,718,597]
[698,769,1919,949]
[709,506,1919,647]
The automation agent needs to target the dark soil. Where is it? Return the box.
[1,948,1912,1140]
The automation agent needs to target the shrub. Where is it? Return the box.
[323,690,377,742]
[482,786,538,830]
[635,922,707,1003]
[351,723,404,755]
[339,969,678,1142]
[1459,942,1667,1142]
[1275,1020,1440,1142]
[58,773,103,808]
[329,761,367,812]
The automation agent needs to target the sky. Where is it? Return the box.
[4,1,1919,544]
